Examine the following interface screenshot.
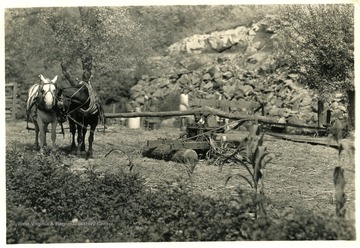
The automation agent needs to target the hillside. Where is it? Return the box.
[128,15,346,129]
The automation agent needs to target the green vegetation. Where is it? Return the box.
[273,4,354,128]
[6,144,355,243]
[5,5,280,114]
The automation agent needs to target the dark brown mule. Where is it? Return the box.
[26,75,59,153]
[57,81,103,159]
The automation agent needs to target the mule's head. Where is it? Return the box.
[38,74,58,110]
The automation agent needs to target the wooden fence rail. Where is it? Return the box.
[5,83,18,121]
[104,106,328,132]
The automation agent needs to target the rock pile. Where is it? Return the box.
[131,56,346,128]
[130,16,347,128]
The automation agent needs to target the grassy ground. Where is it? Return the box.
[5,120,356,221]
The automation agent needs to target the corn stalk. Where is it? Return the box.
[330,119,354,218]
[220,122,275,218]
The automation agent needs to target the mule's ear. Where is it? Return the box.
[39,74,46,83]
[52,75,58,83]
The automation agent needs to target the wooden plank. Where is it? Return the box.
[6,99,14,106]
[147,139,184,148]
[262,120,327,131]
[190,98,258,110]
[104,107,325,132]
[12,83,17,120]
[148,139,222,150]
[191,98,219,108]
[5,83,14,87]
[267,132,339,149]
[104,107,275,124]
[170,141,216,150]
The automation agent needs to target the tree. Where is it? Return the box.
[5,7,155,99]
[272,4,354,129]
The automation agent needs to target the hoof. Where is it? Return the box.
[86,151,93,160]
[39,148,45,156]
[70,146,77,153]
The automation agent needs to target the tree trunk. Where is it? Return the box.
[347,89,355,130]
[81,54,93,82]
[60,61,76,86]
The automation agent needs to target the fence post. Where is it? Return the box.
[12,82,17,121]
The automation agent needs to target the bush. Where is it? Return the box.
[6,146,355,243]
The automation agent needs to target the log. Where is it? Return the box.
[143,144,174,161]
[142,144,198,164]
[171,149,198,164]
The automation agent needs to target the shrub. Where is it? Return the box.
[6,145,355,243]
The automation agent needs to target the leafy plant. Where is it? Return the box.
[273,4,354,128]
[6,142,355,243]
[105,148,139,172]
[214,122,275,218]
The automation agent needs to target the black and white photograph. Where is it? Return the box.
[2,0,357,245]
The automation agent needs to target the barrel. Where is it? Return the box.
[128,117,141,129]
[128,106,141,129]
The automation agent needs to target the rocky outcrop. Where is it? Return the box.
[168,26,253,54]
[167,15,278,56]
[129,15,347,128]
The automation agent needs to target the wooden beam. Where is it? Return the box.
[170,141,216,150]
[147,139,184,148]
[267,132,339,149]
[190,98,258,109]
[104,107,326,131]
[104,107,267,120]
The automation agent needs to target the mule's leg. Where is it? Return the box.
[77,123,84,153]
[87,116,98,158]
[51,119,58,150]
[80,125,87,152]
[69,118,77,151]
[37,116,46,153]
[33,120,40,149]
[43,123,49,147]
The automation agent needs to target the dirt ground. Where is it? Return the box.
[5,120,356,221]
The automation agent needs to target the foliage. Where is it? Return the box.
[6,143,355,243]
[5,7,154,106]
[5,5,281,110]
[272,4,354,97]
[5,7,153,75]
[209,122,274,217]
[130,5,280,53]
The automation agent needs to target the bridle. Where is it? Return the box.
[38,82,58,110]
[57,84,98,134]
[58,83,90,116]
[36,74,59,111]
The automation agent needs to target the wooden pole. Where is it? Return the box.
[104,107,327,131]
[104,107,269,120]
[12,82,17,121]
[333,166,346,217]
